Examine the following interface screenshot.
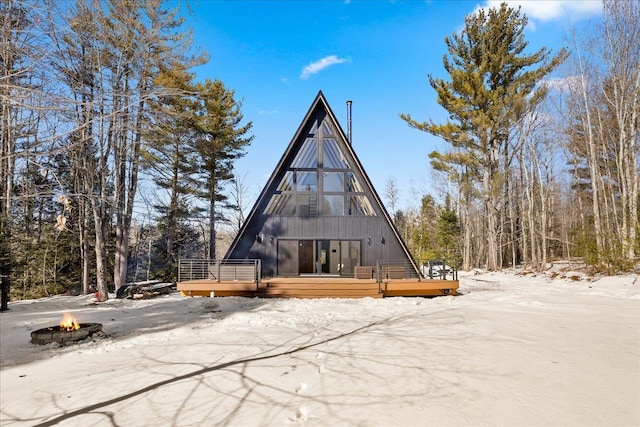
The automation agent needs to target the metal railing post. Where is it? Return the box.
[256,259,261,291]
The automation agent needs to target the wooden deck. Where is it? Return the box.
[177,277,458,299]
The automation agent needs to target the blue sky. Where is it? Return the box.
[183,0,602,212]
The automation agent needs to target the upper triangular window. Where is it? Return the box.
[264,115,375,217]
[323,138,350,169]
[291,137,318,168]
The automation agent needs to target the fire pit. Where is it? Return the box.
[31,312,103,345]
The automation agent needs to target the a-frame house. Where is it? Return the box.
[225,91,420,279]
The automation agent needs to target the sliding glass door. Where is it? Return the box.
[277,239,361,276]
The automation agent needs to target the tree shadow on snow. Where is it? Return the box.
[21,306,513,427]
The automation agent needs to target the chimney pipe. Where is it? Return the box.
[346,100,352,145]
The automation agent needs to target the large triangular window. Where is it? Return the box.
[264,116,375,216]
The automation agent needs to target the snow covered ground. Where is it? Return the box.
[1,270,638,426]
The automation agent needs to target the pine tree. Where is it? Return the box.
[402,2,567,270]
[191,80,254,260]
[143,63,202,280]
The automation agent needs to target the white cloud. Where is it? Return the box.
[540,76,581,92]
[541,76,570,90]
[478,1,602,24]
[300,55,348,80]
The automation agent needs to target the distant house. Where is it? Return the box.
[225,91,420,279]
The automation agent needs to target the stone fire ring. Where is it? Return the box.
[31,323,103,345]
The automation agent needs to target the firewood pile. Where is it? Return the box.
[116,281,176,300]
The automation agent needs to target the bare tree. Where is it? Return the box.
[601,0,639,260]
[564,0,639,268]
[227,172,251,235]
[1,0,58,294]
[46,0,207,299]
[108,0,201,291]
[384,177,400,219]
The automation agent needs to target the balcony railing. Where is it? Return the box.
[375,259,458,281]
[178,259,261,285]
[177,258,456,286]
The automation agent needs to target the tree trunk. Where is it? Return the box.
[209,178,217,260]
[484,145,500,271]
[575,44,605,262]
[602,0,639,259]
[113,94,144,290]
[166,142,181,278]
[90,199,108,301]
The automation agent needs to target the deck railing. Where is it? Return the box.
[177,258,456,287]
[375,259,421,281]
[416,259,458,281]
[375,259,457,281]
[178,259,261,285]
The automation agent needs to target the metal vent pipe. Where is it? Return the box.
[346,100,352,145]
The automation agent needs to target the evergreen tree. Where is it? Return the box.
[143,62,203,280]
[191,80,254,259]
[410,194,440,261]
[437,197,461,268]
[402,2,567,270]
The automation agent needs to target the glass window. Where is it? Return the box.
[265,193,295,215]
[323,195,344,215]
[296,194,317,216]
[339,240,361,277]
[277,171,294,191]
[323,138,350,169]
[322,120,333,136]
[346,172,364,192]
[262,115,383,218]
[308,119,318,135]
[296,172,317,191]
[347,195,376,216]
[291,137,317,168]
[323,172,344,192]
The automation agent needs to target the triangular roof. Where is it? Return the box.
[225,91,418,275]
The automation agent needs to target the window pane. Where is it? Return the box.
[291,137,317,168]
[323,172,344,192]
[296,172,317,191]
[277,171,294,191]
[265,193,295,215]
[340,240,360,277]
[346,172,364,192]
[296,194,317,216]
[309,119,318,135]
[347,195,375,216]
[322,120,333,136]
[323,195,344,215]
[323,138,350,169]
